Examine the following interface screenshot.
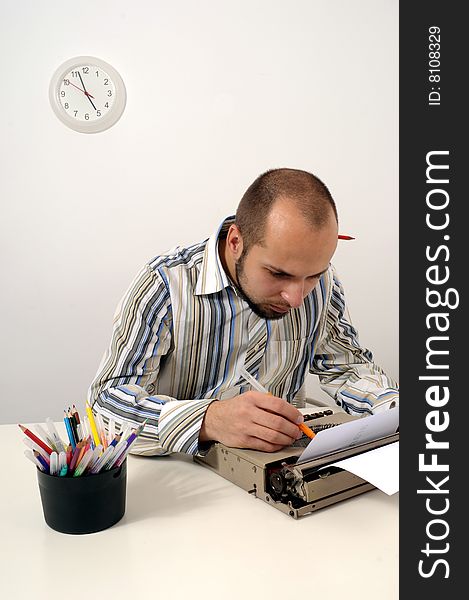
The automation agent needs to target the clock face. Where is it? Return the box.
[49,57,126,133]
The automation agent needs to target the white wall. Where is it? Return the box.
[0,0,398,423]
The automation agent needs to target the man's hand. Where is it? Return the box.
[199,391,304,452]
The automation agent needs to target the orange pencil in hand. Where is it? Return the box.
[240,368,316,440]
[298,422,316,439]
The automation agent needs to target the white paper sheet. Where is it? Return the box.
[298,406,399,462]
[322,441,399,495]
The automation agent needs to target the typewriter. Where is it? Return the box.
[194,409,399,519]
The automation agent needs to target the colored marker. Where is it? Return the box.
[338,234,355,240]
[58,451,68,476]
[90,445,115,474]
[69,442,83,472]
[35,424,57,452]
[46,418,66,453]
[49,451,59,476]
[73,448,93,477]
[71,405,83,441]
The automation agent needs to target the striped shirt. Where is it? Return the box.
[88,216,399,456]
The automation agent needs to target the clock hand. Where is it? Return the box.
[77,71,97,111]
[66,80,95,99]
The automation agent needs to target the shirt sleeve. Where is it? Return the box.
[87,263,215,456]
[310,266,399,416]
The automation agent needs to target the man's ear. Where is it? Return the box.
[226,224,244,259]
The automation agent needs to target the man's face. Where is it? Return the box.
[232,202,338,320]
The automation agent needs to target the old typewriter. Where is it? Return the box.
[194,409,399,518]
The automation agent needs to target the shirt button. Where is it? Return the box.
[147,384,155,394]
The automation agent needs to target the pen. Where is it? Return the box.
[85,402,101,448]
[46,418,66,454]
[338,234,355,240]
[240,369,316,440]
[18,424,54,455]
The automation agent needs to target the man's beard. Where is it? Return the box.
[234,253,288,321]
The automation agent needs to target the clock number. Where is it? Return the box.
[107,90,112,97]
[104,78,109,85]
[85,113,90,120]
[64,103,69,109]
[63,79,70,86]
[82,67,89,74]
[72,71,80,77]
[95,70,99,77]
[96,110,101,117]
[104,102,109,108]
[60,91,65,97]
[74,110,78,117]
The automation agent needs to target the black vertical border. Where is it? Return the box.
[400,2,464,595]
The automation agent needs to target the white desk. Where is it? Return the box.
[0,421,398,599]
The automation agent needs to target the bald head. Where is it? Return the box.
[235,168,338,253]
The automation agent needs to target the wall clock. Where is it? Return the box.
[49,56,126,133]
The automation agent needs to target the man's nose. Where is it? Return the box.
[280,281,305,308]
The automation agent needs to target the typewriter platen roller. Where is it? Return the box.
[194,410,399,519]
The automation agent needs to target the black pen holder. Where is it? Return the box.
[36,460,127,534]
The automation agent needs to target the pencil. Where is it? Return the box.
[72,405,83,441]
[63,411,76,450]
[239,369,314,441]
[68,408,79,445]
[18,424,53,455]
[86,402,101,447]
[298,422,316,439]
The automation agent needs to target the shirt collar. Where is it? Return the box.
[195,215,235,296]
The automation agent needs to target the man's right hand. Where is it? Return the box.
[199,391,304,452]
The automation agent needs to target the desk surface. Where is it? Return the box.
[0,420,398,600]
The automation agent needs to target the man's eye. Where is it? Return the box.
[269,271,284,278]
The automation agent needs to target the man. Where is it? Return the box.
[88,168,399,456]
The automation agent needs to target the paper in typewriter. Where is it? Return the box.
[298,406,399,463]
